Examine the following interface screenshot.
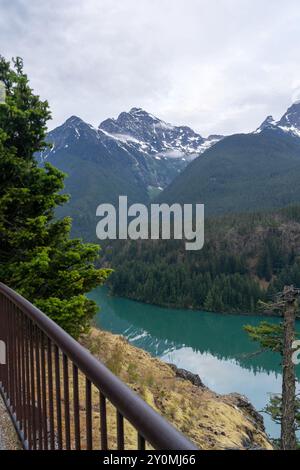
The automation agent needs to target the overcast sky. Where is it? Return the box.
[1,0,300,136]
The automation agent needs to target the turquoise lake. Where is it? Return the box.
[89,287,300,439]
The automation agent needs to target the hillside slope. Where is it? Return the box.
[81,328,272,450]
[106,206,300,313]
[159,129,300,214]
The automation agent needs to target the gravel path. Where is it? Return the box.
[0,395,21,450]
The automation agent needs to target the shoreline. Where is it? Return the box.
[106,289,283,318]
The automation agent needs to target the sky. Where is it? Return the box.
[1,0,300,136]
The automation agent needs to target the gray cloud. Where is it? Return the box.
[1,0,300,135]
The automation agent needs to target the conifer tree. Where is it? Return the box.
[0,56,110,338]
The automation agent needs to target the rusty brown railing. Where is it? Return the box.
[0,282,198,451]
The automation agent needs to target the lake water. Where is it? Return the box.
[89,287,300,439]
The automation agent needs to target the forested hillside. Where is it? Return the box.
[104,206,300,313]
[158,127,300,215]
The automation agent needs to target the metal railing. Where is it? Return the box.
[0,282,198,451]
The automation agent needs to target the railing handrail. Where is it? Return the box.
[0,282,198,450]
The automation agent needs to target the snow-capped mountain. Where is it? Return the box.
[277,101,300,137]
[99,107,222,159]
[42,108,222,163]
[40,108,223,239]
[159,104,300,215]
[255,101,300,138]
[40,103,300,240]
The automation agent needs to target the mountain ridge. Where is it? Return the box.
[44,107,223,164]
[41,108,223,239]
[158,101,300,214]
[41,102,300,239]
[255,101,300,138]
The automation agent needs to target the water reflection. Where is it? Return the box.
[89,287,300,439]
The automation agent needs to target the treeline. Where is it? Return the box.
[104,206,300,313]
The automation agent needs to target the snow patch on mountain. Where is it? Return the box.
[278,125,300,138]
[98,108,223,160]
[255,102,300,139]
[99,128,142,144]
[255,116,278,134]
[40,107,225,197]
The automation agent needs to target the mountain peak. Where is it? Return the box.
[281,100,300,117]
[46,115,99,151]
[99,107,213,157]
[129,107,148,115]
[128,107,165,124]
[277,101,300,136]
[65,115,85,125]
[255,115,277,133]
[50,108,222,164]
[255,102,300,138]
